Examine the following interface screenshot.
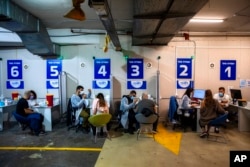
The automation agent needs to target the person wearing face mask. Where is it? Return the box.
[120,90,139,134]
[71,85,92,125]
[28,90,38,107]
[213,87,231,129]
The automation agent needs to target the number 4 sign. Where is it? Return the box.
[220,60,236,80]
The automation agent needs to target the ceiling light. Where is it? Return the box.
[190,19,224,23]
[64,0,86,21]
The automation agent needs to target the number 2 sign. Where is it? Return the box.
[220,60,236,80]
[177,58,192,79]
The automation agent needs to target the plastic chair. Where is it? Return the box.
[135,113,158,141]
[207,113,229,143]
[88,114,112,143]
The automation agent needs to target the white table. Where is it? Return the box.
[32,104,60,131]
[229,103,250,132]
[0,104,16,131]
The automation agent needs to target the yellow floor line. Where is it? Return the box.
[154,124,182,155]
[0,147,102,152]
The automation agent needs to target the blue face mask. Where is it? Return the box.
[219,92,224,97]
[131,96,134,100]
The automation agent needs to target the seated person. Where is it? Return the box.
[91,92,109,137]
[213,86,231,124]
[16,90,45,135]
[179,88,198,131]
[28,90,39,106]
[71,85,91,125]
[135,92,159,132]
[199,89,226,138]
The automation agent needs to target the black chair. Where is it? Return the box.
[67,98,90,133]
[207,113,229,143]
[113,101,124,131]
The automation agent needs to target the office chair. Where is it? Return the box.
[88,113,112,143]
[135,113,158,141]
[207,113,229,143]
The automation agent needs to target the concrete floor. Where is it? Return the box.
[0,120,249,167]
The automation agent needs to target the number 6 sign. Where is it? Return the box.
[220,60,236,80]
[7,60,22,79]
[177,58,192,79]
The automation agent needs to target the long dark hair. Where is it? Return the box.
[96,93,106,107]
[183,88,193,98]
[203,89,216,107]
[29,90,37,99]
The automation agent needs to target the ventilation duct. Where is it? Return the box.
[0,0,60,58]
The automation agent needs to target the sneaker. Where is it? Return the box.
[152,130,157,134]
[199,132,207,138]
[39,130,47,136]
[226,119,230,123]
[214,128,220,133]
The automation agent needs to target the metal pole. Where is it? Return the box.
[156,56,161,113]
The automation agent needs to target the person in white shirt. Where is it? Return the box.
[213,87,231,131]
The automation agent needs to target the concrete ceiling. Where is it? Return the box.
[1,0,250,57]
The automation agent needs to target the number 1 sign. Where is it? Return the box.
[220,60,236,80]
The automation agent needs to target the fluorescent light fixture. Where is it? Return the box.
[190,19,224,23]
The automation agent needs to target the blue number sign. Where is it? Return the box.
[94,59,110,79]
[127,58,143,79]
[46,60,62,79]
[220,60,236,80]
[177,58,192,79]
[7,60,22,79]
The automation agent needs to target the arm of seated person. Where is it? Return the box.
[24,108,34,114]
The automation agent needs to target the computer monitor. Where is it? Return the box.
[230,89,242,99]
[192,89,206,99]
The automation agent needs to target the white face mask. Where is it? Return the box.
[80,91,84,95]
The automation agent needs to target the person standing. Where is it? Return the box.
[120,90,138,134]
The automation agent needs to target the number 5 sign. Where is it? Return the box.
[220,60,236,80]
[177,58,192,79]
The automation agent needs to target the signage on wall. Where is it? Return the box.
[6,60,24,89]
[46,60,62,89]
[127,58,144,79]
[220,60,236,80]
[93,58,110,89]
[177,58,192,79]
[176,80,194,89]
[127,58,146,89]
